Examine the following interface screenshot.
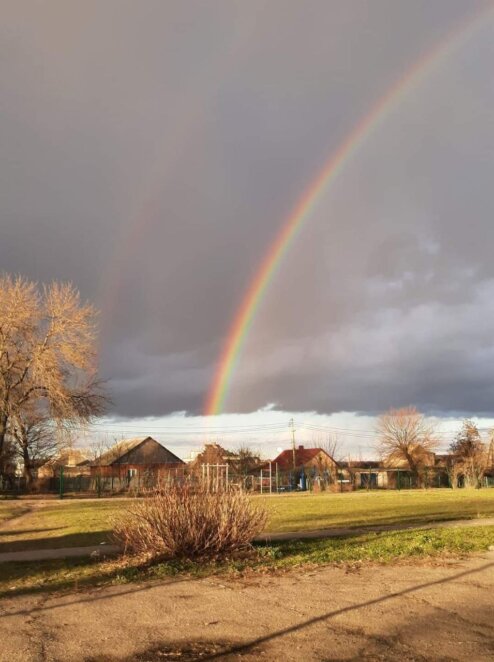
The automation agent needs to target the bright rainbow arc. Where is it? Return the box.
[205,6,493,416]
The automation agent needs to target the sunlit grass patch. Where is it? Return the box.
[1,525,492,601]
[259,488,494,532]
[0,501,29,525]
[2,489,494,554]
[0,499,127,552]
[255,525,494,568]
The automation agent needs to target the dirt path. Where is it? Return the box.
[0,500,49,532]
[1,515,493,563]
[0,550,492,661]
[0,544,121,563]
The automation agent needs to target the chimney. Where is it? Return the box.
[298,445,304,450]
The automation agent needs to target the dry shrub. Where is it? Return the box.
[112,484,268,562]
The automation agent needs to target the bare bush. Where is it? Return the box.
[112,484,268,562]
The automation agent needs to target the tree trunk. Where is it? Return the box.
[405,452,420,488]
[0,414,7,458]
[22,440,33,489]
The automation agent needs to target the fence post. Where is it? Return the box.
[269,462,272,494]
[59,465,64,500]
[260,469,263,494]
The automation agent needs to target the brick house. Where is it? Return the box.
[269,446,341,491]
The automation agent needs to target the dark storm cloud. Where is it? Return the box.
[1,1,493,417]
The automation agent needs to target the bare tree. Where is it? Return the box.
[235,444,261,476]
[376,407,438,487]
[0,438,16,488]
[450,420,488,488]
[0,275,107,469]
[87,434,122,463]
[310,433,341,462]
[487,433,494,469]
[9,406,60,486]
[444,454,462,490]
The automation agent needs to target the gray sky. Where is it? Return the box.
[2,1,494,439]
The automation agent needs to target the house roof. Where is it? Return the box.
[39,449,89,468]
[92,438,147,466]
[271,446,336,472]
[339,460,381,469]
[91,437,186,467]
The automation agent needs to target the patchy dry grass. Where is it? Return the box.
[0,525,493,600]
[0,500,31,525]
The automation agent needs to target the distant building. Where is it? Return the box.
[37,449,90,479]
[188,443,239,469]
[90,436,184,484]
[271,445,338,473]
[268,446,341,491]
[339,460,387,489]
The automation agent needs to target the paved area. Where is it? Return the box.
[0,550,492,661]
[0,544,121,563]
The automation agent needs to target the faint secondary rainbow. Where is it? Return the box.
[205,5,493,416]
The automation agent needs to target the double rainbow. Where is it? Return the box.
[205,6,493,416]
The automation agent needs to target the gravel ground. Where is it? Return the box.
[0,550,493,661]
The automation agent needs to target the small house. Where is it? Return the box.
[90,437,184,487]
[270,446,340,491]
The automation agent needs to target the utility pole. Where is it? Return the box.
[289,418,296,470]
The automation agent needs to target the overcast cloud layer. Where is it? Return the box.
[2,0,494,420]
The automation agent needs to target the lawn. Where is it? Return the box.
[1,490,493,600]
[0,501,31,525]
[0,499,126,552]
[1,489,494,553]
[259,488,494,532]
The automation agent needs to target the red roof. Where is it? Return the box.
[271,447,330,472]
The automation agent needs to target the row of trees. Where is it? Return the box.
[0,275,106,486]
[376,407,494,488]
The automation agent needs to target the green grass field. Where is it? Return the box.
[260,488,494,532]
[1,490,493,600]
[1,488,494,553]
[0,499,123,552]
